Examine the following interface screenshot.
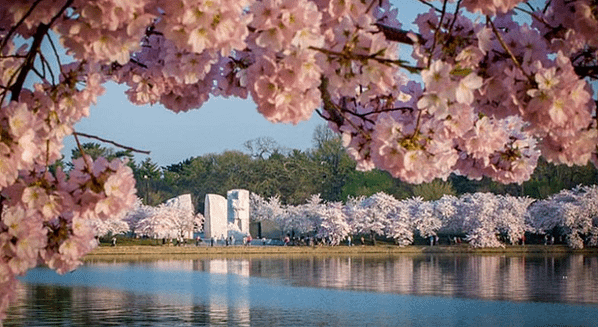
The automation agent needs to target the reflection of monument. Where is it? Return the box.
[227,189,250,234]
[206,259,250,326]
[204,194,227,239]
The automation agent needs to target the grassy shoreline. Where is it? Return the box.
[84,244,598,261]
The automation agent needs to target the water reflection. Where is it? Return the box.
[177,254,597,304]
[85,254,598,304]
[5,254,598,326]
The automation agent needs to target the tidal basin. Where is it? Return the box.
[5,252,598,326]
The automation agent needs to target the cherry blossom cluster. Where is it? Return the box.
[332,4,596,185]
[242,0,326,123]
[0,156,136,319]
[109,0,252,112]
[0,63,105,188]
[461,0,526,15]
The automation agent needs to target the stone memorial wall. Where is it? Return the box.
[204,194,228,239]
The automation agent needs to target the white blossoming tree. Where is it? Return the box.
[316,202,351,245]
[354,192,397,245]
[407,196,442,240]
[529,185,598,249]
[455,193,503,247]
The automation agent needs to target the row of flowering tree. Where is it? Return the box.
[250,185,598,249]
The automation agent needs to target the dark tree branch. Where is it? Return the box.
[0,0,44,51]
[574,65,598,79]
[375,23,423,45]
[9,0,73,101]
[428,0,449,68]
[73,131,151,155]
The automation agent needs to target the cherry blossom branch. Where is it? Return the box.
[363,107,414,116]
[513,6,553,30]
[487,17,534,84]
[309,46,421,73]
[9,26,46,101]
[9,0,73,101]
[417,0,441,12]
[73,131,94,173]
[37,53,56,84]
[365,0,378,14]
[318,77,371,141]
[31,66,47,82]
[0,0,44,51]
[73,131,151,155]
[0,64,20,105]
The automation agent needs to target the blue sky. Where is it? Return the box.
[61,1,425,167]
[64,84,323,166]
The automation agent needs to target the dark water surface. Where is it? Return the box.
[5,253,598,326]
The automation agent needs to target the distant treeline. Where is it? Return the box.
[66,125,598,212]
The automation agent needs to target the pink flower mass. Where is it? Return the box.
[0,0,597,319]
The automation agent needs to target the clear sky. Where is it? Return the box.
[63,83,323,166]
[61,1,425,167]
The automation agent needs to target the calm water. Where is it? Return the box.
[5,254,598,326]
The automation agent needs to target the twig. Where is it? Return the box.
[73,131,94,173]
[448,0,462,35]
[427,0,449,68]
[46,32,64,78]
[365,0,379,14]
[513,6,553,30]
[73,131,151,155]
[418,0,441,12]
[309,46,421,73]
[41,53,56,85]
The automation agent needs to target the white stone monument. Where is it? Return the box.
[204,194,227,239]
[227,189,250,235]
[165,194,194,213]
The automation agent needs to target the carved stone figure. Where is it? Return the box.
[227,189,250,234]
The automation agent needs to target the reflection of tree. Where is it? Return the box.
[239,255,598,304]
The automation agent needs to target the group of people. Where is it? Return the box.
[207,234,253,247]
